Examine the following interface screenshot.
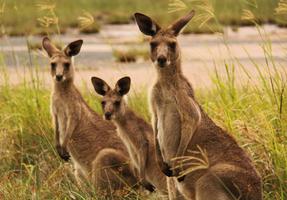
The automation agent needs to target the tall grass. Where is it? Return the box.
[199,62,287,199]
[1,38,286,199]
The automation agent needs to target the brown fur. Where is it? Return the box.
[42,37,138,197]
[91,76,170,197]
[134,11,262,200]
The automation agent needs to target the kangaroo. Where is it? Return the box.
[42,37,138,197]
[91,76,169,197]
[134,11,262,200]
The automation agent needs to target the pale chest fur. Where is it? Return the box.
[51,92,79,145]
[153,84,181,162]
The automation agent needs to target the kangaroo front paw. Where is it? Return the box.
[142,181,155,192]
[177,175,185,182]
[56,145,70,161]
[162,162,173,177]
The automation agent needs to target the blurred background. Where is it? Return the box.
[0,0,286,88]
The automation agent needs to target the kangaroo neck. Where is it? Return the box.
[53,79,74,94]
[114,106,134,127]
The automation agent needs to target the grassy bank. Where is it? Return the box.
[0,41,286,199]
[0,0,286,36]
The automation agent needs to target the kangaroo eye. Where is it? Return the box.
[169,42,176,50]
[150,42,158,50]
[114,101,121,107]
[64,62,70,70]
[51,62,56,69]
[101,101,106,107]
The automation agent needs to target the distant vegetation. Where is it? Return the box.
[0,0,286,36]
[113,47,149,63]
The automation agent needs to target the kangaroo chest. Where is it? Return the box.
[155,86,181,162]
[52,94,73,145]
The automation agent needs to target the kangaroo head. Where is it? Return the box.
[42,37,83,83]
[91,76,131,120]
[134,11,195,70]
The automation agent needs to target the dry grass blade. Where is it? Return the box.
[171,145,209,178]
[241,9,255,21]
[190,0,216,28]
[194,13,213,28]
[275,0,287,15]
[37,16,58,28]
[35,0,61,35]
[36,0,56,12]
[78,11,95,29]
[168,0,188,13]
[171,157,206,170]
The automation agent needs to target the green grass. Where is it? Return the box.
[0,36,287,198]
[199,64,287,199]
[0,0,286,36]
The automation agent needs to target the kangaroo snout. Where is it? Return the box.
[56,75,63,82]
[157,56,167,67]
[105,112,112,120]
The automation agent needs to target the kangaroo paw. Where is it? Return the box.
[177,175,185,182]
[142,181,156,192]
[56,145,70,161]
[162,162,173,177]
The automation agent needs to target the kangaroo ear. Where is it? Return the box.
[115,77,131,96]
[134,13,161,36]
[170,10,195,36]
[91,77,111,96]
[64,39,83,57]
[42,37,59,57]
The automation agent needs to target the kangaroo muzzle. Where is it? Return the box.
[155,44,170,68]
[56,75,63,82]
[157,55,167,67]
[105,112,112,120]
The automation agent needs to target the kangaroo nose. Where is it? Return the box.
[157,56,167,67]
[56,75,63,81]
[105,112,112,120]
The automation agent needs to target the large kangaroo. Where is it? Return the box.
[42,37,138,196]
[91,76,168,196]
[134,11,262,200]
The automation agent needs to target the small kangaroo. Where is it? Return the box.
[91,76,168,196]
[134,11,262,200]
[42,37,138,196]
